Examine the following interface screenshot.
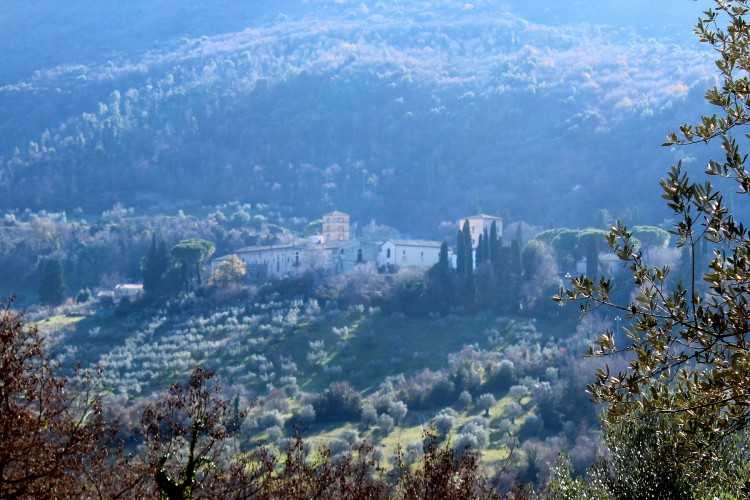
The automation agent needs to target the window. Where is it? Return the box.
[387,248,391,258]
[340,248,345,255]
[357,249,363,263]
[421,251,424,261]
[295,252,300,266]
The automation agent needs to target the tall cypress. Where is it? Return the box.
[476,234,484,265]
[482,228,490,265]
[462,220,475,304]
[509,238,522,310]
[141,234,171,295]
[490,221,500,269]
[456,229,465,279]
[429,241,454,312]
[462,220,473,277]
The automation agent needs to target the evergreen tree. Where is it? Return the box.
[39,259,66,307]
[141,235,171,294]
[489,221,500,268]
[455,229,465,280]
[475,234,484,265]
[509,238,522,310]
[428,241,454,313]
[462,220,473,278]
[482,228,490,265]
[462,220,475,303]
[171,238,216,286]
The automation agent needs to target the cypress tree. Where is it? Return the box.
[490,221,501,270]
[509,238,522,310]
[462,219,475,304]
[40,258,66,306]
[476,234,484,265]
[456,229,465,279]
[482,228,491,262]
[462,220,473,277]
[141,235,171,295]
[428,241,454,312]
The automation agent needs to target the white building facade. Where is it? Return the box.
[378,239,443,271]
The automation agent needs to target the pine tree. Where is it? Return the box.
[39,259,66,306]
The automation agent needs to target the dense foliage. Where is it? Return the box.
[0,1,717,232]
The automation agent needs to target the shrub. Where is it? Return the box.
[76,288,92,303]
[485,359,517,392]
[313,382,362,422]
[518,414,544,440]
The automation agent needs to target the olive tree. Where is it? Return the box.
[557,0,750,490]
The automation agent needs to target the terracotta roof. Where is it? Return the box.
[323,210,349,217]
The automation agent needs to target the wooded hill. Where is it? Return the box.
[0,0,719,234]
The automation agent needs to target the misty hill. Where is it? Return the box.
[0,0,717,234]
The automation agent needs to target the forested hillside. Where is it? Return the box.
[0,0,717,233]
